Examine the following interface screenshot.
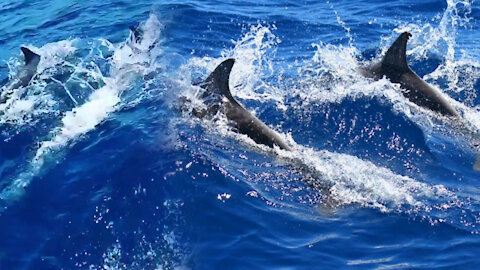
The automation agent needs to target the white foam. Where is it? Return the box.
[34,84,120,160]
[35,39,78,73]
[287,146,451,212]
[182,25,284,107]
[226,25,283,102]
[199,112,452,212]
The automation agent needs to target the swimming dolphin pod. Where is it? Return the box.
[198,58,291,151]
[0,27,477,179]
[196,52,480,171]
[0,47,40,103]
[359,32,460,118]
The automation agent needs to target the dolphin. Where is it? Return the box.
[196,58,291,151]
[191,59,361,208]
[192,59,344,206]
[358,32,460,117]
[359,32,480,171]
[0,47,41,103]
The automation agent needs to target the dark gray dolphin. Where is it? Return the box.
[192,59,343,206]
[359,33,480,171]
[198,58,291,151]
[191,60,355,208]
[359,32,460,117]
[1,47,41,103]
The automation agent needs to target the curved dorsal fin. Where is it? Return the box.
[20,47,40,66]
[381,32,412,72]
[201,58,237,104]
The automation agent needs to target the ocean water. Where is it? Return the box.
[0,0,480,269]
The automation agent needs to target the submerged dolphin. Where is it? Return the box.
[0,47,41,103]
[475,156,480,171]
[127,24,157,51]
[197,58,291,151]
[129,25,143,43]
[359,32,459,117]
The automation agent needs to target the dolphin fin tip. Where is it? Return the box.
[402,31,412,38]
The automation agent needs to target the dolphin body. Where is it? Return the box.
[197,58,291,151]
[194,59,342,206]
[358,32,460,118]
[0,47,41,103]
[359,32,480,171]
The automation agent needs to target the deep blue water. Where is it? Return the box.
[1,0,480,269]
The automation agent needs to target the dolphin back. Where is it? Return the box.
[129,25,142,43]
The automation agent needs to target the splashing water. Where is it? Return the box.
[0,14,163,208]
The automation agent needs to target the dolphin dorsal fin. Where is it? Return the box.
[202,58,237,104]
[381,32,412,72]
[20,47,40,66]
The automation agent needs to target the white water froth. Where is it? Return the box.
[225,25,284,104]
[0,15,163,205]
[284,145,451,212]
[204,117,453,212]
[181,25,285,109]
